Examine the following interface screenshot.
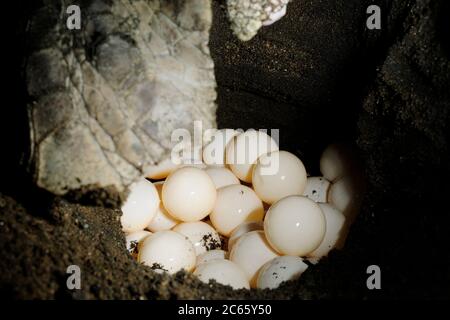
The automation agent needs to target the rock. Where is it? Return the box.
[25,0,217,195]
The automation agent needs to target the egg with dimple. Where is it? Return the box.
[138,231,196,274]
[257,256,308,289]
[307,203,345,263]
[226,129,279,183]
[303,176,331,203]
[230,231,279,287]
[205,167,240,189]
[196,249,227,266]
[125,230,152,257]
[194,259,250,290]
[121,179,159,233]
[252,150,307,204]
[162,167,216,222]
[203,129,239,166]
[227,221,263,252]
[147,182,179,232]
[210,184,264,237]
[173,221,222,256]
[264,195,326,256]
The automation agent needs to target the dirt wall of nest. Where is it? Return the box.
[1,0,449,299]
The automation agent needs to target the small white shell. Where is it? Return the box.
[227,221,264,252]
[173,221,221,256]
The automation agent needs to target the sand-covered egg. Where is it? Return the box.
[230,231,279,287]
[256,256,308,289]
[147,182,179,232]
[227,221,263,252]
[121,179,159,233]
[162,167,216,222]
[125,230,152,257]
[303,176,331,203]
[252,150,307,204]
[210,185,264,237]
[205,167,240,189]
[196,249,227,266]
[226,129,279,183]
[307,203,345,263]
[138,231,196,274]
[264,196,326,256]
[194,259,250,290]
[203,129,239,166]
[173,221,221,256]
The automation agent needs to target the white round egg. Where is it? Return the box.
[307,203,346,263]
[196,249,227,266]
[303,176,331,203]
[205,167,240,189]
[125,230,152,257]
[227,221,263,252]
[146,182,179,232]
[252,150,307,204]
[229,231,280,287]
[194,259,250,290]
[121,179,159,233]
[138,231,196,274]
[162,167,216,222]
[256,256,308,289]
[328,175,364,218]
[210,185,264,237]
[203,129,239,166]
[226,129,279,183]
[173,221,222,256]
[264,196,326,256]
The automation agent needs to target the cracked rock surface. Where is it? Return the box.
[26,0,216,195]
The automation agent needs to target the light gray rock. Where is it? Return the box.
[26,0,217,195]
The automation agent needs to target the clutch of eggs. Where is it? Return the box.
[120,130,363,289]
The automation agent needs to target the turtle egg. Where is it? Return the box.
[138,231,196,274]
[146,158,179,180]
[210,184,264,237]
[173,221,222,256]
[307,203,345,263]
[227,221,263,252]
[162,167,216,222]
[303,176,331,203]
[121,179,159,233]
[125,230,152,257]
[252,150,307,204]
[146,182,179,232]
[328,175,364,219]
[264,196,326,256]
[205,167,240,189]
[257,256,308,289]
[196,249,227,266]
[226,129,279,183]
[320,143,356,182]
[230,231,279,287]
[202,129,239,166]
[194,259,250,290]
